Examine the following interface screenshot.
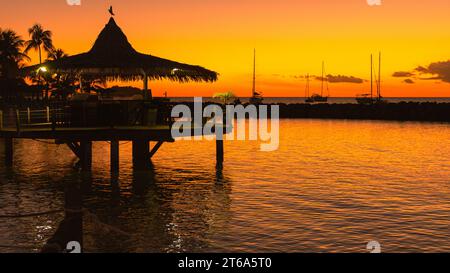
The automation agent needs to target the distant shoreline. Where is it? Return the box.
[1,99,449,123]
[169,97,450,105]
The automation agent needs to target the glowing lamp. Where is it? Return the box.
[38,66,48,73]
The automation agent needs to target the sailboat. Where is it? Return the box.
[375,52,387,104]
[356,54,376,105]
[249,49,264,105]
[356,52,386,104]
[309,61,329,102]
[304,74,314,103]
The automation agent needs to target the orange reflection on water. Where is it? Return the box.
[1,119,450,252]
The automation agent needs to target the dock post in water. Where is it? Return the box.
[132,140,150,171]
[4,138,14,167]
[216,138,224,168]
[79,141,92,172]
[41,182,83,253]
[110,140,120,173]
[64,182,83,252]
[215,111,225,168]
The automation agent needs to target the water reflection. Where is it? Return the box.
[83,164,232,253]
[2,120,450,253]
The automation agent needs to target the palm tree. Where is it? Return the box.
[44,48,77,99]
[46,48,67,62]
[0,28,30,78]
[24,24,53,64]
[24,24,53,99]
[0,28,30,101]
[81,78,107,93]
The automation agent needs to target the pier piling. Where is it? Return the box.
[132,140,150,171]
[79,141,92,172]
[216,138,224,167]
[42,182,83,253]
[62,182,83,253]
[110,140,120,172]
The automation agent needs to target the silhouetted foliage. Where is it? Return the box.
[24,24,54,64]
[0,28,30,79]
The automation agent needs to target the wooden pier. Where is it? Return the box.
[1,14,222,253]
[0,102,225,172]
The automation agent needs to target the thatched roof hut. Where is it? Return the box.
[23,18,218,98]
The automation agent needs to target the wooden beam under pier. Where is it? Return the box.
[149,141,164,158]
[0,126,175,142]
[66,142,81,159]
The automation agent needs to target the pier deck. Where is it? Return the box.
[0,125,175,141]
[0,103,226,171]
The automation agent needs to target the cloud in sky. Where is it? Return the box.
[393,60,450,83]
[414,66,429,73]
[415,61,450,83]
[314,74,364,84]
[392,71,415,78]
[403,79,415,84]
[278,74,364,84]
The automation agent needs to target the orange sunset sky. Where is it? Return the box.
[1,0,449,97]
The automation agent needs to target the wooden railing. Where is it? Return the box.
[16,107,51,125]
[12,107,71,132]
[0,101,175,132]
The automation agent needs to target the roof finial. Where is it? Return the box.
[108,6,115,16]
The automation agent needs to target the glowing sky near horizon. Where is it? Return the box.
[1,0,449,97]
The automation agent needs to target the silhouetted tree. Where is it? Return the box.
[24,24,53,64]
[24,24,54,99]
[45,49,78,99]
[81,78,107,93]
[46,48,67,62]
[0,28,30,78]
[0,28,31,101]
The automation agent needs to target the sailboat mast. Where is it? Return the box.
[252,49,256,97]
[321,61,324,97]
[378,52,381,99]
[305,74,310,98]
[370,54,373,100]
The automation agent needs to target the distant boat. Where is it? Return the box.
[356,93,374,105]
[304,74,314,103]
[249,49,264,105]
[356,53,386,105]
[307,62,329,103]
[375,52,387,104]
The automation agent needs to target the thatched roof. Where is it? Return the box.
[23,18,218,83]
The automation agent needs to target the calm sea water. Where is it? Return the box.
[1,119,450,253]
